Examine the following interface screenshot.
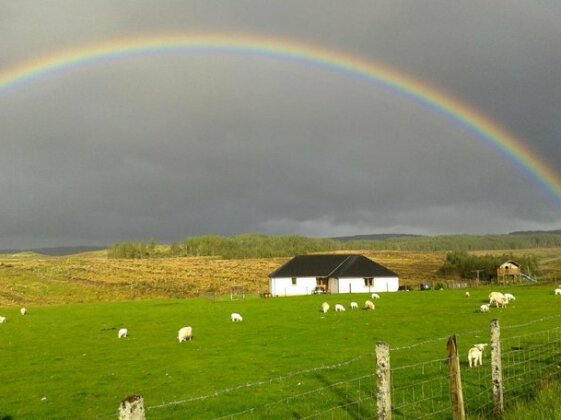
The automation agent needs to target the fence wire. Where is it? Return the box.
[501,326,561,409]
[97,322,561,419]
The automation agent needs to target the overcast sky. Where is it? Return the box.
[1,1,560,248]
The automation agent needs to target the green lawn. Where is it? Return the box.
[1,284,560,418]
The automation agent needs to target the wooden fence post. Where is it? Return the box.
[490,319,504,416]
[376,342,392,420]
[119,395,146,420]
[447,335,465,420]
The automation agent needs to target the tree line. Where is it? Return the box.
[436,251,539,281]
[106,231,561,260]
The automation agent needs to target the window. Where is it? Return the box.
[292,277,297,286]
[364,278,373,287]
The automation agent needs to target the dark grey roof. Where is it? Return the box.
[269,254,398,278]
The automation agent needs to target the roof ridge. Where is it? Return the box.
[326,255,354,277]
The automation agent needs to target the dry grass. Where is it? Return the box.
[1,248,559,306]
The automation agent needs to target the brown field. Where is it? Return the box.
[1,248,559,306]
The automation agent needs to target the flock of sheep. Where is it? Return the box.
[3,286,561,354]
[465,286,561,367]
[0,305,247,345]
[320,293,380,314]
[116,311,245,344]
[476,291,517,312]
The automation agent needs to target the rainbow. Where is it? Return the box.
[1,33,561,208]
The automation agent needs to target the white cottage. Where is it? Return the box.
[269,254,399,297]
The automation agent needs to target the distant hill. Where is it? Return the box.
[509,230,561,235]
[331,233,424,242]
[0,246,106,256]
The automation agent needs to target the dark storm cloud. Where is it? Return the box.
[0,1,560,248]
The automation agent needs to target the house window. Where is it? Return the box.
[364,278,373,287]
[292,277,297,286]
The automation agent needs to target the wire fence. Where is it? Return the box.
[107,319,561,419]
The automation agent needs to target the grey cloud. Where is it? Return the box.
[1,2,560,248]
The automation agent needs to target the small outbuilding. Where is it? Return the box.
[496,260,521,284]
[269,254,399,297]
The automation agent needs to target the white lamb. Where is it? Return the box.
[465,291,470,297]
[118,328,128,338]
[350,302,358,310]
[20,307,27,315]
[177,326,193,343]
[489,292,505,307]
[480,304,490,313]
[321,302,330,313]
[335,304,345,312]
[468,343,488,367]
[0,316,6,324]
[503,293,516,302]
[364,300,375,311]
[231,312,243,322]
[554,288,561,296]
[371,293,380,299]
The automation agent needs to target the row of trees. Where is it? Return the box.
[437,251,539,281]
[107,239,157,259]
[106,232,561,260]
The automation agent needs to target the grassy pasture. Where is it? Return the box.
[1,283,561,418]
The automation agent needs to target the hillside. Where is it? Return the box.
[2,248,561,306]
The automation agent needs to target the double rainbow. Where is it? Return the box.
[1,33,560,209]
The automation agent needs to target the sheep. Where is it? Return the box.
[494,296,509,308]
[335,304,346,312]
[489,292,505,307]
[480,304,490,313]
[465,291,470,297]
[371,293,380,299]
[364,300,375,311]
[20,307,27,315]
[321,302,330,313]
[118,328,128,338]
[350,302,358,310]
[468,343,488,367]
[177,326,193,343]
[503,293,516,302]
[0,316,6,324]
[231,312,243,322]
[554,288,561,296]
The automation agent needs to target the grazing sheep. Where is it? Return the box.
[495,296,509,308]
[231,312,243,322]
[118,328,128,338]
[0,316,6,324]
[364,300,375,311]
[371,293,380,299]
[554,288,561,296]
[468,343,488,367]
[503,293,516,302]
[465,291,470,297]
[177,326,193,343]
[480,304,490,313]
[489,292,505,307]
[350,302,358,310]
[20,307,27,315]
[321,302,330,313]
[335,304,346,312]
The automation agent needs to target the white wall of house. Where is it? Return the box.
[269,277,317,296]
[373,277,399,292]
[270,276,399,296]
[332,277,399,293]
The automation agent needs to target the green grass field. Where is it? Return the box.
[1,283,561,418]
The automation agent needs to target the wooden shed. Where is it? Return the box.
[496,260,521,284]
